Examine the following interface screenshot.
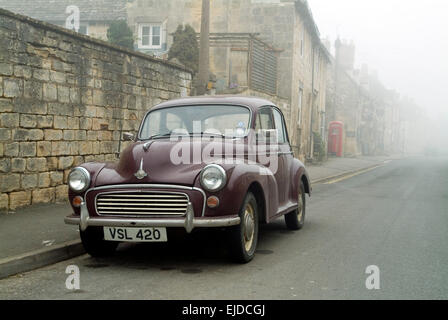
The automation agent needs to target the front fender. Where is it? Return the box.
[194,163,277,220]
[68,162,107,215]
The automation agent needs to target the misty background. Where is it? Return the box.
[309,0,448,153]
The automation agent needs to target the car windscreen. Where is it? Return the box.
[139,105,251,140]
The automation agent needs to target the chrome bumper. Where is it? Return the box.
[64,202,240,233]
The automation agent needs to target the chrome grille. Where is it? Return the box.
[96,192,189,216]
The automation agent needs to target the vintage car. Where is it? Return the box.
[65,96,311,263]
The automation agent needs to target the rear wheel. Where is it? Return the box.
[285,181,306,230]
[228,192,259,263]
[80,227,119,257]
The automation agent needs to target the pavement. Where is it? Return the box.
[0,203,83,279]
[306,154,403,183]
[0,155,399,280]
[2,155,447,299]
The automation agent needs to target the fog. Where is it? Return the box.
[309,0,448,153]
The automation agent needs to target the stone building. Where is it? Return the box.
[0,0,127,40]
[127,0,330,162]
[383,89,401,155]
[398,97,430,155]
[325,39,363,157]
[325,39,404,157]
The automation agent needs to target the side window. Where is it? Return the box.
[273,109,287,144]
[256,108,274,131]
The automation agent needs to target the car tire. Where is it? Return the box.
[285,181,306,230]
[227,192,259,263]
[80,227,119,257]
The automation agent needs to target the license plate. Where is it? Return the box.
[103,227,167,242]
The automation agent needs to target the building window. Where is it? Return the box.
[138,23,162,49]
[62,22,88,35]
[320,112,326,138]
[79,24,88,35]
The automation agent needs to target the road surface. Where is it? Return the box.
[1,156,447,299]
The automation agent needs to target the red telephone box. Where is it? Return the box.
[328,121,344,157]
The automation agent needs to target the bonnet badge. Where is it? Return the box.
[134,158,148,180]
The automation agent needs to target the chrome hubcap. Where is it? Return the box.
[243,203,255,252]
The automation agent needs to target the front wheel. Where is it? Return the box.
[80,227,119,257]
[227,192,259,263]
[285,181,306,230]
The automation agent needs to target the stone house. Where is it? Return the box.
[325,40,365,157]
[398,97,430,155]
[127,0,330,162]
[0,0,127,40]
[325,39,403,157]
[383,89,401,155]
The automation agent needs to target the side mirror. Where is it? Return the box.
[122,132,135,141]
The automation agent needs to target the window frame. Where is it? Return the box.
[138,104,253,140]
[256,106,290,145]
[272,107,288,144]
[138,23,163,49]
[79,23,89,35]
[256,107,275,131]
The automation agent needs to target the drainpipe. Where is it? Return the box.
[309,43,316,160]
[196,0,210,95]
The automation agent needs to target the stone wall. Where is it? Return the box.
[0,8,192,212]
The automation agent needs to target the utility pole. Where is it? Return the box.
[196,0,210,95]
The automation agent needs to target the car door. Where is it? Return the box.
[272,107,293,208]
[256,107,286,211]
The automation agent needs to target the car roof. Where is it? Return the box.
[151,95,276,112]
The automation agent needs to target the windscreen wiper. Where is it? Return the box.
[188,132,230,138]
[147,133,173,140]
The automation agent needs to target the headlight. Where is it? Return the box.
[68,167,91,193]
[200,164,227,192]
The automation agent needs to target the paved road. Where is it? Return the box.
[1,156,447,300]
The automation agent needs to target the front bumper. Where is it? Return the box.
[65,202,240,233]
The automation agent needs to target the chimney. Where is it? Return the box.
[334,38,355,71]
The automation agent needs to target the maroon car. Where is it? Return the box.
[65,96,311,263]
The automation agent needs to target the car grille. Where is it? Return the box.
[95,192,189,216]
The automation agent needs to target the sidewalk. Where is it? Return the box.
[0,155,400,279]
[307,155,402,184]
[0,203,78,260]
[0,203,83,279]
